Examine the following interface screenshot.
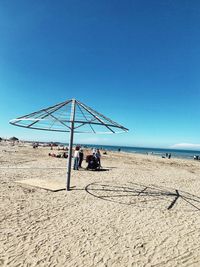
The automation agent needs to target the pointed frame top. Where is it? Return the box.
[9,99,129,134]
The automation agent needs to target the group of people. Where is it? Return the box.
[49,152,68,158]
[162,153,171,159]
[73,146,101,170]
[85,148,101,170]
[48,145,102,170]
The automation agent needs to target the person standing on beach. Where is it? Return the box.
[79,148,84,168]
[73,146,80,170]
[95,148,101,167]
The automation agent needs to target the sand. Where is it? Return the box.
[0,142,200,267]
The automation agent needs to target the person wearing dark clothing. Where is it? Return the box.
[79,149,84,168]
[86,155,100,170]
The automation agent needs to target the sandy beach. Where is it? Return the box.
[0,142,200,267]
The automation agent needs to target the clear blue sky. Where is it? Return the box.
[1,0,200,149]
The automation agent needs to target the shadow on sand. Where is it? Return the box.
[84,182,200,211]
[86,168,110,172]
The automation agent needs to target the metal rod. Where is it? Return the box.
[77,101,115,133]
[27,101,70,128]
[67,99,76,191]
[77,100,129,131]
[76,103,96,133]
[43,110,71,130]
[10,100,70,124]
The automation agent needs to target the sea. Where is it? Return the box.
[79,144,200,160]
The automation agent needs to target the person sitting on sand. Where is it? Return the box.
[49,152,56,157]
[49,152,65,158]
[62,152,68,158]
[33,142,38,149]
[86,154,100,170]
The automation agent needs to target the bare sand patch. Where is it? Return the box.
[1,143,200,266]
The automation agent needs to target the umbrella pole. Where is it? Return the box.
[66,99,76,191]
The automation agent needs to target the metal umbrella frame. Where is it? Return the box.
[10,99,129,190]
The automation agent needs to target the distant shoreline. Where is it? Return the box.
[1,138,200,160]
[81,144,200,161]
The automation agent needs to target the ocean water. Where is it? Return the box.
[82,144,200,160]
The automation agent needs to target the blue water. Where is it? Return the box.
[81,144,200,160]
